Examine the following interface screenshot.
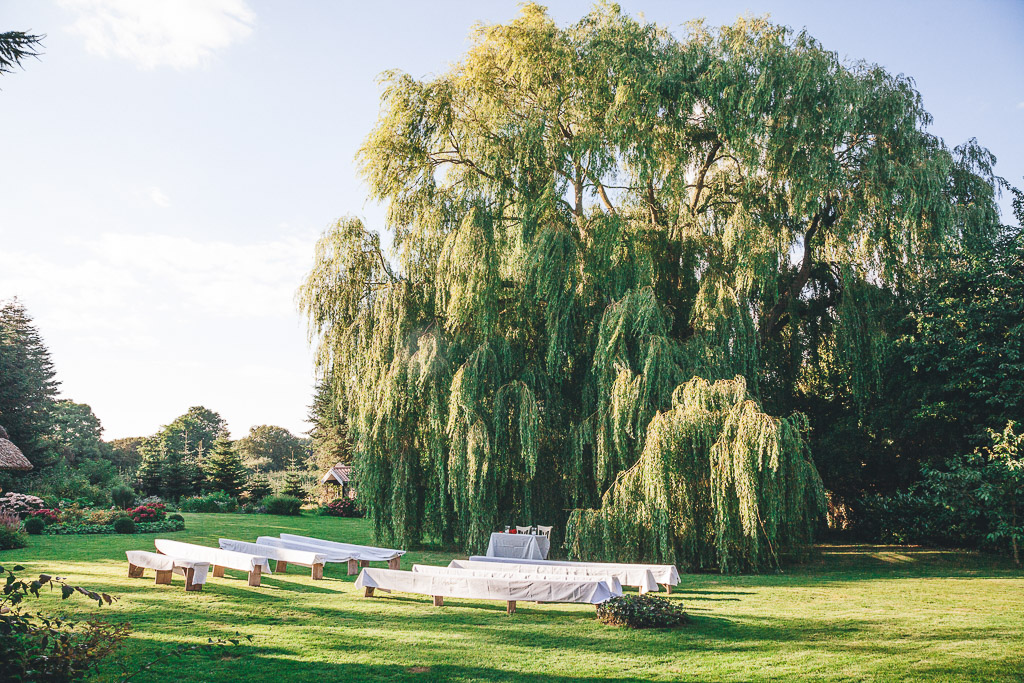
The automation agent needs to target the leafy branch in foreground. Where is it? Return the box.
[1,564,252,682]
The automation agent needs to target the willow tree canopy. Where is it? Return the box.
[300,4,1001,572]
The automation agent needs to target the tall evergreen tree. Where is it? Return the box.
[135,438,165,497]
[299,6,1004,568]
[308,378,352,471]
[0,299,60,467]
[246,469,273,503]
[204,436,246,497]
[282,455,307,500]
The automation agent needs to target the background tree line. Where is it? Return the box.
[0,298,349,505]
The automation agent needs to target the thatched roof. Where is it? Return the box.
[0,437,32,471]
[321,463,351,485]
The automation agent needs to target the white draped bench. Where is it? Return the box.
[274,534,405,575]
[219,539,327,580]
[466,555,679,593]
[414,564,623,596]
[155,539,271,587]
[126,550,209,592]
[355,567,615,614]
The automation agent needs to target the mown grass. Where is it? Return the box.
[2,513,1022,682]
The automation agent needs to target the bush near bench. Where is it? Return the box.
[596,595,689,629]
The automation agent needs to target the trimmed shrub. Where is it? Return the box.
[319,498,363,518]
[168,513,184,522]
[23,515,45,535]
[111,485,136,509]
[113,517,136,534]
[179,491,238,513]
[596,595,689,629]
[0,511,28,549]
[261,495,302,516]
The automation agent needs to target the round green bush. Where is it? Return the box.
[596,594,689,629]
[23,516,46,535]
[168,513,184,522]
[113,516,136,534]
[260,494,302,516]
[111,485,136,509]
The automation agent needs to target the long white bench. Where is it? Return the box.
[274,534,405,574]
[413,564,623,596]
[155,539,271,587]
[355,567,615,614]
[219,539,327,580]
[467,555,679,593]
[451,559,658,593]
[255,537,359,575]
[126,550,209,592]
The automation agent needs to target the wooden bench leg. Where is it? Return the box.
[248,565,262,587]
[276,560,288,573]
[128,563,144,578]
[213,565,225,578]
[507,600,516,615]
[359,560,369,569]
[433,595,444,607]
[347,559,358,575]
[662,583,672,594]
[311,563,324,580]
[155,570,173,585]
[184,568,202,592]
[388,557,400,570]
[364,586,375,597]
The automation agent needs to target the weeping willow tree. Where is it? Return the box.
[299,4,1003,569]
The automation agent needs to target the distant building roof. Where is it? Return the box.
[321,464,352,485]
[0,437,33,471]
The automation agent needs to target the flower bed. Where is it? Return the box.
[43,517,185,536]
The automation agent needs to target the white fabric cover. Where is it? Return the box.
[467,555,680,586]
[414,564,622,596]
[448,559,654,593]
[278,533,404,561]
[256,536,354,562]
[485,532,550,560]
[126,550,210,584]
[219,539,326,567]
[355,567,614,604]
[154,539,271,573]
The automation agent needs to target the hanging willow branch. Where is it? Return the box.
[566,376,825,573]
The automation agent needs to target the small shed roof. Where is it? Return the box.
[321,463,352,485]
[0,437,33,471]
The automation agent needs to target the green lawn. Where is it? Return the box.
[3,513,1022,682]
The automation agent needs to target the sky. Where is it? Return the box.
[1,0,1022,441]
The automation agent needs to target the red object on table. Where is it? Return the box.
[509,528,517,534]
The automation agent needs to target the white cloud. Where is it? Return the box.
[148,186,170,207]
[62,0,255,69]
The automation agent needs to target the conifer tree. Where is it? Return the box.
[0,299,60,467]
[299,5,1005,568]
[204,437,246,497]
[282,455,307,500]
[246,469,272,503]
[136,439,165,497]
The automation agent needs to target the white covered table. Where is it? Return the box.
[468,555,680,592]
[449,558,654,593]
[356,567,614,614]
[485,532,550,560]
